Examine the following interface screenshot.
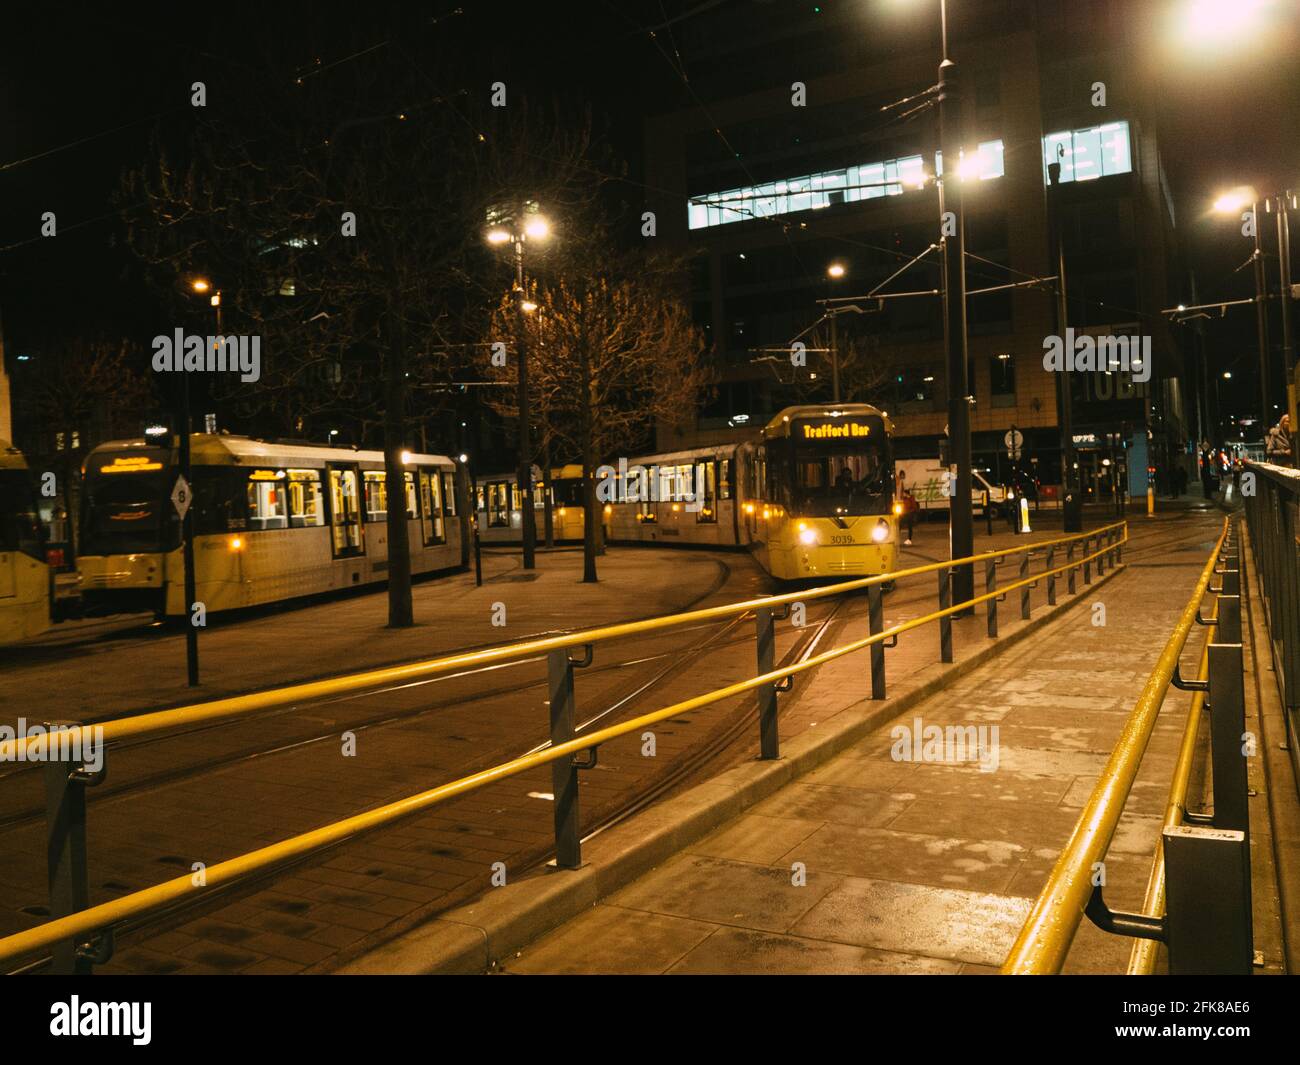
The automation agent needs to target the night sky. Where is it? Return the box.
[1,0,1296,424]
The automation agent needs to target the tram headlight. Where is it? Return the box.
[892,502,904,516]
[871,519,889,543]
[799,526,818,545]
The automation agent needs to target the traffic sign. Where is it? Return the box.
[171,474,192,520]
[1004,428,1024,459]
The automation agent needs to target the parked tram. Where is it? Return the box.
[0,442,52,642]
[78,435,465,618]
[606,404,899,580]
[473,464,588,544]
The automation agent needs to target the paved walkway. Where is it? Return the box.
[497,517,1227,974]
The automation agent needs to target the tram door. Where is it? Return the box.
[327,465,364,557]
[418,468,445,545]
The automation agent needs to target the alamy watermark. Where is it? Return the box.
[1042,327,1150,384]
[0,719,104,774]
[152,328,261,383]
[890,716,1000,773]
[595,458,708,512]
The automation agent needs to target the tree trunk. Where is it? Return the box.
[579,336,597,582]
[383,283,414,628]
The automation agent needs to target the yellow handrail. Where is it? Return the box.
[0,521,1127,761]
[0,524,1127,968]
[1000,518,1228,975]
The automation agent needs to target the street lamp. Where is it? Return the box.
[826,263,847,401]
[485,203,552,570]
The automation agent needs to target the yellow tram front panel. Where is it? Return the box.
[0,550,51,643]
[763,511,898,580]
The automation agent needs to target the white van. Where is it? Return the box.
[895,459,1007,515]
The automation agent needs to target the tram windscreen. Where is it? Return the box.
[786,418,892,516]
[82,466,175,555]
[0,469,45,559]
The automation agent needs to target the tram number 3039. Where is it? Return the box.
[828,534,854,545]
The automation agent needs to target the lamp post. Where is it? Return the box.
[826,262,846,402]
[487,208,550,570]
[1046,152,1081,531]
[932,0,975,604]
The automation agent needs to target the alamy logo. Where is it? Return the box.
[595,458,708,512]
[152,328,261,382]
[50,997,151,1045]
[1042,328,1150,383]
[890,717,1000,773]
[0,719,103,774]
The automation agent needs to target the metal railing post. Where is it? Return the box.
[938,567,953,663]
[1046,547,1056,606]
[1067,542,1076,595]
[1082,535,1092,585]
[1019,552,1031,619]
[985,557,998,638]
[43,721,94,975]
[1163,824,1253,974]
[1207,641,1250,835]
[868,585,886,699]
[547,649,583,869]
[755,606,780,758]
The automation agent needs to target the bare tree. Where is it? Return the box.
[480,253,711,581]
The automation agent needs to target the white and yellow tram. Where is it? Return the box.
[605,404,899,580]
[78,435,465,617]
[473,464,589,544]
[0,442,52,642]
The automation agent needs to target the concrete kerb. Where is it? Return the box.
[335,563,1127,975]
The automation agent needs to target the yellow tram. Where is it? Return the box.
[0,442,52,642]
[78,435,465,617]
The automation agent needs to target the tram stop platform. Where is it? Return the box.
[341,508,1298,976]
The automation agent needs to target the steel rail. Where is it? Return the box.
[1000,519,1228,975]
[0,526,1126,968]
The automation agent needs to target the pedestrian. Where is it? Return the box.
[1265,414,1292,466]
[1200,450,1218,498]
[1173,465,1187,498]
[900,487,918,545]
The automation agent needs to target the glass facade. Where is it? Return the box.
[687,122,1133,230]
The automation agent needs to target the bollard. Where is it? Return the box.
[985,558,998,638]
[43,721,97,975]
[1046,547,1056,606]
[1067,542,1076,595]
[547,648,585,869]
[938,567,953,663]
[1207,642,1249,834]
[755,607,780,758]
[868,585,886,699]
[1163,825,1253,975]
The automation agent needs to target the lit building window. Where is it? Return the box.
[1043,121,1133,184]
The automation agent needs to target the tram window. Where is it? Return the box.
[406,472,419,518]
[553,479,584,506]
[511,485,523,511]
[364,471,388,521]
[287,470,325,528]
[327,467,364,556]
[792,445,889,515]
[194,468,243,535]
[696,461,717,523]
[476,485,486,512]
[0,471,45,560]
[719,459,732,500]
[418,469,445,544]
[488,482,511,527]
[441,472,455,516]
[247,472,288,530]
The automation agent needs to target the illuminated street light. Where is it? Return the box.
[485,227,511,245]
[191,278,211,293]
[1223,371,1233,379]
[520,300,538,313]
[826,262,846,279]
[1212,187,1255,215]
[1180,0,1273,47]
[523,216,550,240]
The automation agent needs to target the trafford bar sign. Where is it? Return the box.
[800,422,873,441]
